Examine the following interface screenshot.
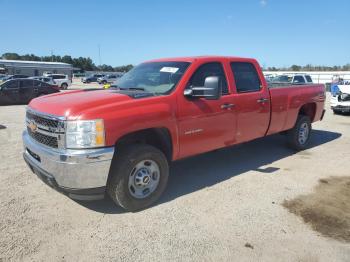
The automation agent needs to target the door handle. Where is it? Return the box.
[221,103,235,109]
[257,98,269,103]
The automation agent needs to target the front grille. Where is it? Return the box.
[26,110,64,148]
[340,95,350,102]
[26,111,59,129]
[27,127,59,148]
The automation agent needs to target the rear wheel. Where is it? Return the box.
[287,115,311,150]
[107,144,169,212]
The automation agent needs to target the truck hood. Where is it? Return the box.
[28,89,152,119]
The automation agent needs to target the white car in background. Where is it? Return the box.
[330,83,350,114]
[29,76,56,86]
[47,74,71,89]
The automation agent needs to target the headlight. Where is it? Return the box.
[66,119,105,149]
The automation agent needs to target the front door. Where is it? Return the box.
[177,62,236,158]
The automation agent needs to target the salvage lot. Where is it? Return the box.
[0,94,350,261]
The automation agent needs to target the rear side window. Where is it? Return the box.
[188,62,229,95]
[33,80,41,87]
[305,75,313,83]
[20,80,33,88]
[293,75,305,83]
[230,62,261,93]
[52,75,65,79]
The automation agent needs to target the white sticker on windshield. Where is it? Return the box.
[160,67,179,73]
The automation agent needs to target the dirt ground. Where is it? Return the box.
[284,176,350,242]
[0,94,350,261]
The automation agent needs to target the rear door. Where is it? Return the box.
[19,79,34,103]
[0,80,20,104]
[229,61,270,143]
[177,62,236,158]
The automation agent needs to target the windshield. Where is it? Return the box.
[113,61,190,95]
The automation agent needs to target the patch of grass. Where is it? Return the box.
[283,176,350,242]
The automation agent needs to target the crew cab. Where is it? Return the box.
[22,56,325,211]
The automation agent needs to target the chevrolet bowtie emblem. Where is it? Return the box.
[29,120,38,133]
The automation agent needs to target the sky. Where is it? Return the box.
[1,0,350,67]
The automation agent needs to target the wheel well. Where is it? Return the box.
[299,103,316,121]
[115,128,173,161]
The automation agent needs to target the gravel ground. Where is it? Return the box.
[0,94,349,261]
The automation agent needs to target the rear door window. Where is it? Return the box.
[305,75,313,83]
[230,62,261,93]
[52,75,65,79]
[293,76,305,83]
[33,80,42,87]
[20,80,33,88]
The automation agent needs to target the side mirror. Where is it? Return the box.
[184,76,222,100]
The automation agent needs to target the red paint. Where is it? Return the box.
[29,56,325,160]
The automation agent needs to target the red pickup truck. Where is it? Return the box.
[23,56,326,211]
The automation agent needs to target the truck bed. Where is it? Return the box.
[266,83,325,135]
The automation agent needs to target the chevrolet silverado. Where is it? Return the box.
[22,56,326,211]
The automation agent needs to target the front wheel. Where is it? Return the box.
[287,115,311,150]
[61,83,68,89]
[107,144,169,212]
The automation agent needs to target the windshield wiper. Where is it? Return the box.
[119,87,146,91]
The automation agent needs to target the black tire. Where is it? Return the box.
[333,109,340,115]
[61,83,68,89]
[107,144,169,212]
[287,115,311,150]
[102,80,107,84]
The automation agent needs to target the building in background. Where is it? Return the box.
[0,60,73,78]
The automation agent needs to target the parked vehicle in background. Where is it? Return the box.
[0,74,7,83]
[29,76,56,86]
[47,74,71,89]
[330,82,350,114]
[0,79,59,105]
[97,74,119,84]
[22,56,325,211]
[43,72,52,77]
[292,74,313,84]
[82,74,105,83]
[272,74,313,84]
[2,74,29,81]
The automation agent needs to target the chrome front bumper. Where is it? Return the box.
[23,130,114,199]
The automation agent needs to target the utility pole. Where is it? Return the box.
[51,50,53,62]
[98,44,102,68]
